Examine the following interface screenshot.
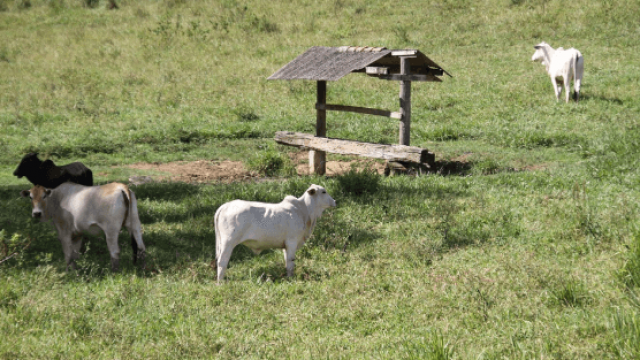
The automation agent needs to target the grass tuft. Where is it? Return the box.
[609,309,640,358]
[245,145,294,177]
[620,231,640,289]
[393,332,455,360]
[549,279,591,308]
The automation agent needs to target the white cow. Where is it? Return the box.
[21,182,146,271]
[214,184,336,282]
[531,41,584,103]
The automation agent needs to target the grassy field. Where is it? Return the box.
[2,0,640,358]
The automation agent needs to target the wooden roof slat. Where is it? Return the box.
[268,46,450,81]
[268,46,392,81]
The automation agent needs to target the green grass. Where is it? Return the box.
[2,0,640,358]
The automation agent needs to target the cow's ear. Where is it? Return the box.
[20,190,30,198]
[307,188,316,196]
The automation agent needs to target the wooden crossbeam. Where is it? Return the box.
[275,131,435,165]
[379,74,441,82]
[315,103,402,119]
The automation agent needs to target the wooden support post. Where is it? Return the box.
[310,80,327,175]
[399,57,412,146]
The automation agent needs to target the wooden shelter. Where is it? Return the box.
[268,46,450,175]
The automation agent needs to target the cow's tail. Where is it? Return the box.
[572,52,580,102]
[121,186,146,267]
[121,189,130,230]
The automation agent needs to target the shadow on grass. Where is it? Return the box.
[216,222,380,283]
[141,206,380,282]
[426,160,526,177]
[0,184,204,277]
[130,182,202,202]
[425,160,474,176]
[140,189,381,281]
[1,166,520,276]
[581,93,624,105]
[136,203,221,225]
[0,184,30,200]
[134,181,301,225]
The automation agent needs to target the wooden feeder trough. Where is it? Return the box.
[268,46,451,175]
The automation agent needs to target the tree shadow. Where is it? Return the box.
[136,203,220,225]
[0,184,32,200]
[221,215,379,283]
[133,181,300,225]
[137,211,380,282]
[130,182,202,202]
[330,162,474,204]
[142,227,216,269]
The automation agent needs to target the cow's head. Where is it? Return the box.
[13,152,42,178]
[20,185,52,220]
[531,42,550,63]
[305,184,336,210]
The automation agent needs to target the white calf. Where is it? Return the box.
[214,184,336,282]
[21,182,146,271]
[531,41,584,103]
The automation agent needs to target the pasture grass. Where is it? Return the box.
[1,0,640,358]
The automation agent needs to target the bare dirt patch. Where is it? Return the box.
[288,151,385,177]
[125,151,386,184]
[126,160,259,184]
[124,151,546,184]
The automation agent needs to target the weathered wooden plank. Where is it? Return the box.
[315,103,402,120]
[379,74,441,82]
[275,131,435,165]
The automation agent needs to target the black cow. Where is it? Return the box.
[13,153,93,188]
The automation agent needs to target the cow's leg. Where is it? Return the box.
[59,232,78,270]
[564,76,572,103]
[126,225,145,269]
[216,244,235,283]
[70,234,83,267]
[104,229,121,272]
[552,77,562,102]
[129,235,146,269]
[283,241,299,277]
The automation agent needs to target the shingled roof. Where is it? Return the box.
[268,46,450,81]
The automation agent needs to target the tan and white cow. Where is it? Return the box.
[21,182,145,271]
[214,184,336,282]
